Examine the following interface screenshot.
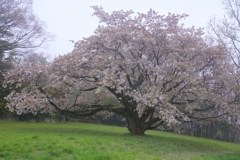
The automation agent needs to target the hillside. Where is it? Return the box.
[0,121,239,160]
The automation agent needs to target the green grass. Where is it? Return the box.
[0,121,239,160]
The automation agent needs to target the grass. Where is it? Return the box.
[0,121,239,160]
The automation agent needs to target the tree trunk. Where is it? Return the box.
[125,117,147,135]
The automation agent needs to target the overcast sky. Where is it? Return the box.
[32,0,225,59]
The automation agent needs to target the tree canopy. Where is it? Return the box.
[3,6,238,135]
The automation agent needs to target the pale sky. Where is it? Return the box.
[32,0,225,59]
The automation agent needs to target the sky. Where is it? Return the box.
[32,0,225,59]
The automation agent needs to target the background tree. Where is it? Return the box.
[208,0,240,128]
[208,0,240,68]
[0,0,50,55]
[0,0,51,118]
[4,6,233,135]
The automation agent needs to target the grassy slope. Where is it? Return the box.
[0,121,239,160]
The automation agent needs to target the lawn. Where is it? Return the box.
[0,121,239,160]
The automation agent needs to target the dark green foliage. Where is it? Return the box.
[18,113,68,122]
[100,113,125,126]
[0,56,13,119]
[217,121,232,132]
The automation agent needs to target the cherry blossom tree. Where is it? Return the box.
[0,0,52,117]
[4,6,233,135]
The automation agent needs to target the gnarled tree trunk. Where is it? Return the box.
[126,116,147,135]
